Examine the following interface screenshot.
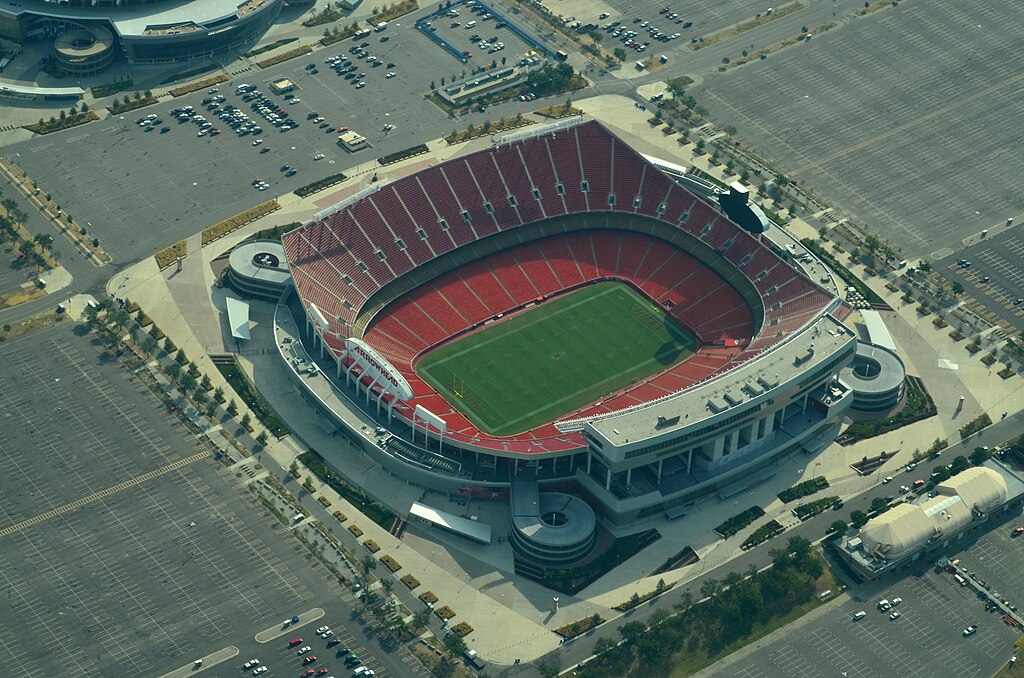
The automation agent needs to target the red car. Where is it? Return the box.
[303,655,317,664]
[301,671,315,678]
[259,147,270,154]
[288,638,303,647]
[317,670,329,676]
[1013,526,1024,536]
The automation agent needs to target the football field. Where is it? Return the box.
[416,282,697,436]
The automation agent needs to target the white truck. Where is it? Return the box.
[464,649,486,671]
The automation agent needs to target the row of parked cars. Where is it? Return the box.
[285,626,375,677]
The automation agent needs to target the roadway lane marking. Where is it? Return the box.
[0,451,209,539]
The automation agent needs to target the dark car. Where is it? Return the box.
[286,169,297,177]
[360,41,369,47]
[387,62,396,68]
[160,127,171,133]
[280,165,290,171]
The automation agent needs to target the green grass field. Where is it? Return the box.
[416,282,697,436]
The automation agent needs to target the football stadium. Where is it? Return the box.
[277,119,860,560]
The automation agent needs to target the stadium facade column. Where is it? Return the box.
[605,467,612,491]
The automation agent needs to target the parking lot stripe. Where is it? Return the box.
[0,451,208,539]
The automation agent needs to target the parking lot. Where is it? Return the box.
[947,229,1024,329]
[729,563,1020,678]
[954,520,1024,623]
[3,18,466,265]
[424,0,540,64]
[232,614,400,678]
[691,0,1024,258]
[0,323,375,677]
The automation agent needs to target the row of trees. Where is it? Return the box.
[82,300,269,446]
[562,537,824,677]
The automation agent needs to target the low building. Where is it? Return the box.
[269,77,295,94]
[337,131,367,152]
[835,463,1024,581]
[225,239,291,302]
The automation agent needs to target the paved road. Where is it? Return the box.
[523,412,1024,676]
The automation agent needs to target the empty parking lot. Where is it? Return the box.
[730,562,1019,678]
[692,0,1024,258]
[0,323,342,677]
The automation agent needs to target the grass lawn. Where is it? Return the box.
[416,282,696,436]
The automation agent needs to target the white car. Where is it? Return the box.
[297,645,311,655]
[313,153,325,160]
[322,629,333,638]
[316,626,330,634]
[881,476,893,484]
[253,668,268,676]
[197,129,208,136]
[243,659,261,669]
[891,597,902,606]
[252,139,263,145]
[385,72,396,78]
[355,82,366,89]
[289,98,301,104]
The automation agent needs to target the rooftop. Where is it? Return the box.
[589,313,855,446]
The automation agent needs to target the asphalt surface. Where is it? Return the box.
[691,0,1024,259]
[730,563,1020,678]
[517,411,1024,676]
[944,227,1024,330]
[0,323,411,678]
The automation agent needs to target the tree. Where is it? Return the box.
[865,235,880,252]
[619,620,646,644]
[175,348,187,364]
[240,412,252,428]
[649,607,672,627]
[919,260,932,273]
[214,386,224,401]
[205,402,217,418]
[443,632,467,657]
[971,446,992,466]
[164,363,181,381]
[360,554,377,574]
[141,336,158,356]
[201,374,212,390]
[950,455,970,475]
[193,388,208,404]
[700,577,721,599]
[59,110,66,120]
[180,373,197,392]
[411,608,431,631]
[773,174,788,187]
[380,577,393,594]
[256,430,269,446]
[613,47,627,61]
[673,590,693,613]
[593,636,617,656]
[536,661,560,678]
[830,519,848,536]
[227,398,238,415]
[850,509,869,528]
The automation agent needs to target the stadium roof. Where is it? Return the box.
[588,313,854,446]
[858,467,1009,558]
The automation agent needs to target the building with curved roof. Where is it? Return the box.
[838,464,1024,580]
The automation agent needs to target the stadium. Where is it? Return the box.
[277,119,859,559]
